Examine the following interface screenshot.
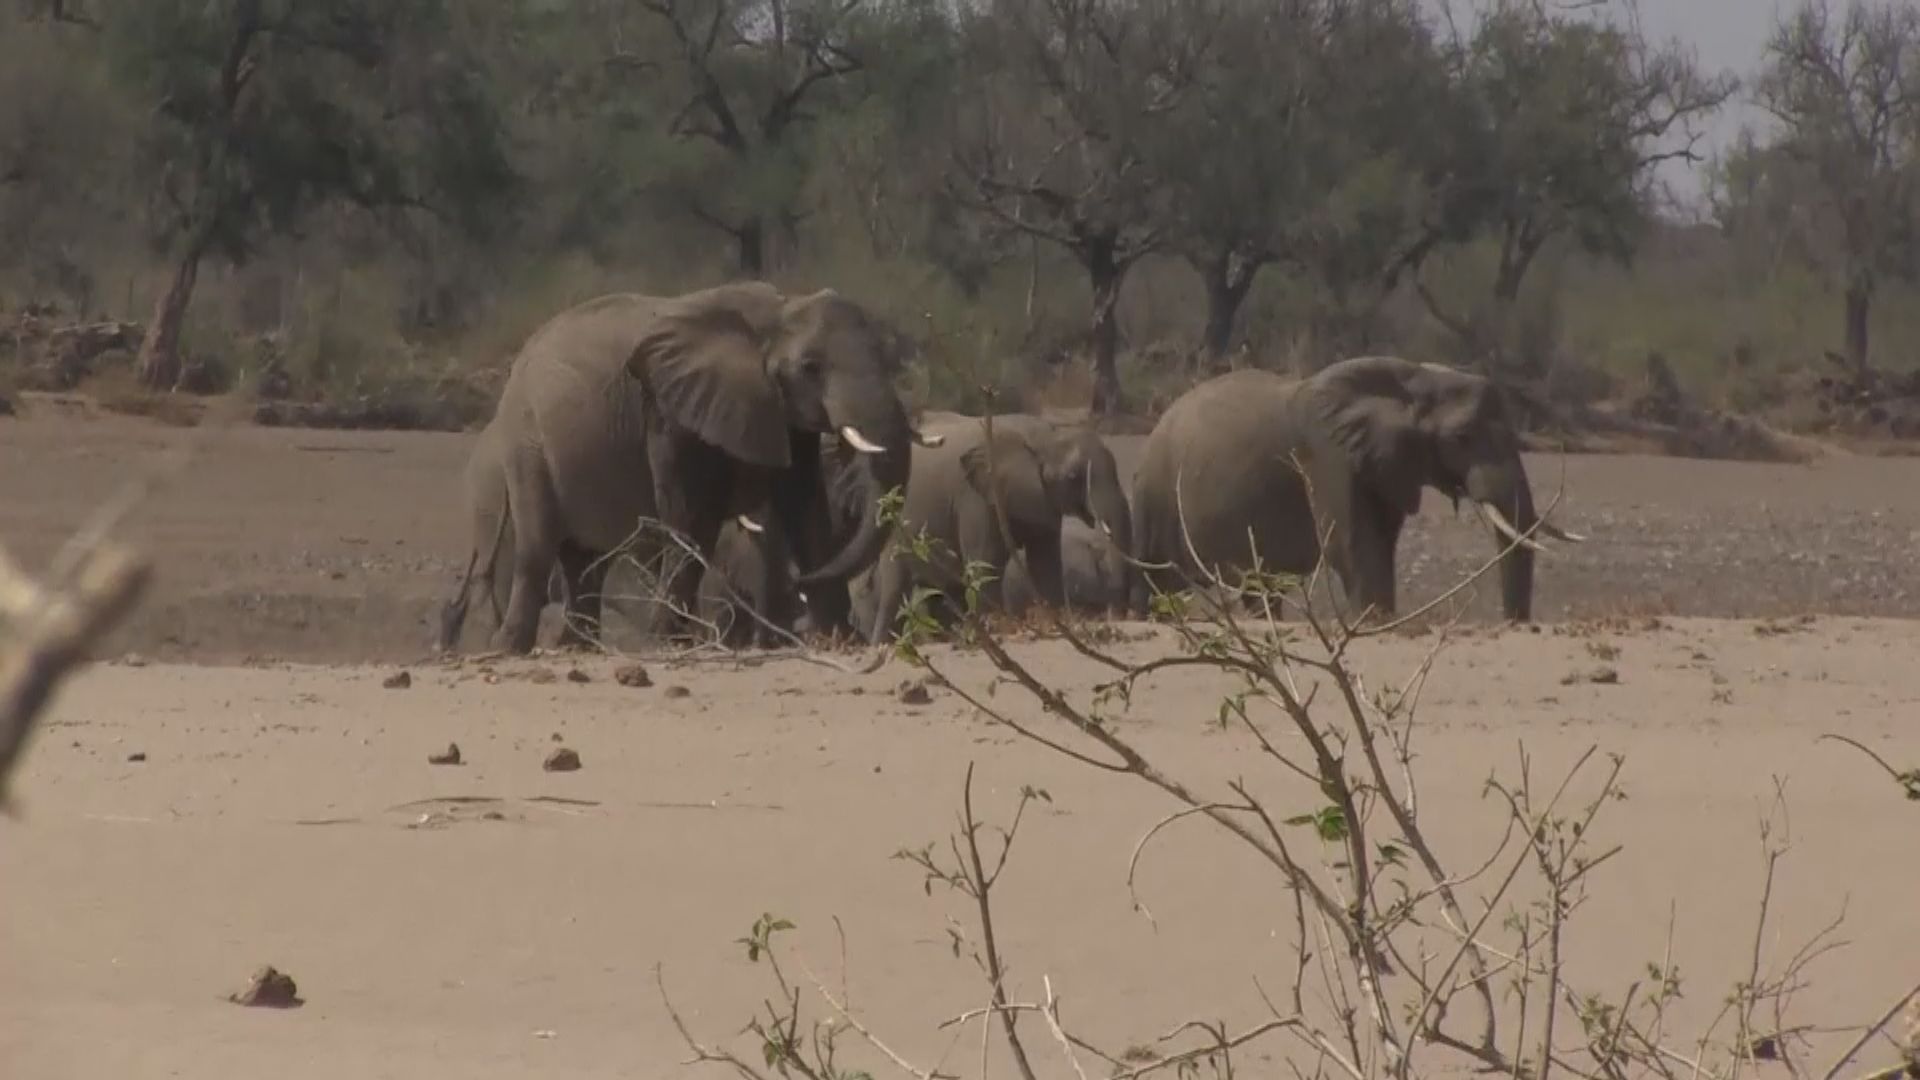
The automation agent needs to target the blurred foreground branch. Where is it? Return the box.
[0,540,150,807]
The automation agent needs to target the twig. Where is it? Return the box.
[960,762,1041,1080]
[1820,982,1920,1080]
[0,542,151,808]
[1817,734,1920,801]
[1040,976,1092,1080]
[800,956,943,1080]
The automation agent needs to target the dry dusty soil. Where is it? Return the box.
[3,409,1919,1080]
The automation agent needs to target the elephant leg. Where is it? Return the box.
[646,432,731,644]
[954,502,1009,615]
[1019,532,1067,616]
[555,541,608,651]
[753,525,799,649]
[865,549,911,644]
[495,456,562,655]
[1340,502,1402,626]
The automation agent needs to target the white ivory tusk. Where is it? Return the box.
[1540,521,1588,543]
[1479,503,1549,554]
[736,516,765,534]
[840,425,886,454]
[912,428,946,448]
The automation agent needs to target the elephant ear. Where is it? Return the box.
[960,435,1054,532]
[1313,363,1429,516]
[629,283,792,468]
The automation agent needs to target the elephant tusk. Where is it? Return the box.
[1479,503,1549,554]
[911,428,946,448]
[1539,521,1588,543]
[840,425,887,454]
[737,515,765,535]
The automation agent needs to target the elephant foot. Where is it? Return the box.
[556,617,604,653]
[493,633,537,656]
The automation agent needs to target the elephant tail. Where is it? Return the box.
[438,499,510,654]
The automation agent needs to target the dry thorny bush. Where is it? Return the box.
[659,487,1920,1080]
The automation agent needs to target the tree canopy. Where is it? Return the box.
[17,0,1909,417]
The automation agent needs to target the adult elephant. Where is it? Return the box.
[437,282,921,654]
[1129,357,1585,623]
[865,411,1132,643]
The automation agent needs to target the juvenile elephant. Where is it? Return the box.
[865,412,1132,643]
[696,514,803,648]
[438,282,920,654]
[1130,357,1585,623]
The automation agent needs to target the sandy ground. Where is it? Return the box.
[4,410,1920,1079]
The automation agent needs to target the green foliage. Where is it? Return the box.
[735,912,795,963]
[100,0,515,259]
[12,0,1920,430]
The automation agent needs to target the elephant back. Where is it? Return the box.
[505,293,670,552]
[1132,369,1313,582]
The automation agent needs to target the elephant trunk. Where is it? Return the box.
[1466,456,1537,622]
[796,387,914,587]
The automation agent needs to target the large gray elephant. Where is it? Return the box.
[437,282,921,654]
[1129,357,1585,623]
[865,411,1133,643]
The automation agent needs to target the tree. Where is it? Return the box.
[632,0,884,276]
[0,7,130,307]
[1157,0,1455,362]
[101,0,515,390]
[1750,0,1920,370]
[1419,0,1735,377]
[947,0,1213,415]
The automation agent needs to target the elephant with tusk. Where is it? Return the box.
[437,282,923,655]
[1129,356,1585,624]
[696,422,950,648]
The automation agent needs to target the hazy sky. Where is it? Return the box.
[1639,0,1779,209]
[1431,0,1788,213]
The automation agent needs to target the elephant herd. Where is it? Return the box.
[437,282,1588,655]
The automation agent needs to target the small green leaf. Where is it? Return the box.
[1284,805,1349,842]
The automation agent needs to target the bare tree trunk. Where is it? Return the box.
[736,217,766,277]
[136,237,208,391]
[1087,245,1124,416]
[1844,275,1873,373]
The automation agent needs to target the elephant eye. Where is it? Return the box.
[798,351,825,379]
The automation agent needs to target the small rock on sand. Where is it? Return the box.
[1561,666,1621,686]
[428,743,462,766]
[544,747,582,772]
[614,663,653,688]
[896,678,933,706]
[382,670,412,690]
[127,751,146,763]
[228,965,302,1008]
[566,668,591,684]
[526,667,557,685]
[663,685,691,700]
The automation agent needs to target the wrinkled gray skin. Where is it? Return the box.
[697,515,803,648]
[438,282,916,654]
[1130,357,1586,623]
[865,411,1133,643]
[439,419,518,648]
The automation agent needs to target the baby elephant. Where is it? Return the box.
[865,412,1132,643]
